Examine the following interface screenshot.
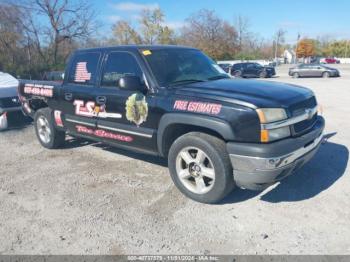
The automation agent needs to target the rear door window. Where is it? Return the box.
[101,52,143,88]
[246,63,255,69]
[68,52,100,85]
[232,64,241,70]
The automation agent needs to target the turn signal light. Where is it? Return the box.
[261,130,269,142]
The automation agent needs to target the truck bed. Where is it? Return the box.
[18,80,61,100]
[18,80,62,118]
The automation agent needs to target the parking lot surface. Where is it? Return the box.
[0,64,349,255]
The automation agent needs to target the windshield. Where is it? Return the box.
[143,49,229,87]
[254,63,263,69]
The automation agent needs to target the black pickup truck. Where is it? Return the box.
[18,45,325,203]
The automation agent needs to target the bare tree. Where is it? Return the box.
[181,9,237,60]
[235,15,250,52]
[15,0,97,66]
[274,29,286,62]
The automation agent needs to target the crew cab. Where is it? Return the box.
[18,45,325,203]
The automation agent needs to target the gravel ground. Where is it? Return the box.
[0,64,349,255]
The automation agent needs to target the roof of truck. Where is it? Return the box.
[76,45,197,53]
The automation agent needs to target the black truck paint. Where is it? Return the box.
[18,45,325,203]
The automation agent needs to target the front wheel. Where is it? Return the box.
[168,132,235,204]
[322,71,330,78]
[292,72,299,78]
[233,70,242,78]
[34,108,65,149]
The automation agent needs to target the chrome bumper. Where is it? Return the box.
[230,132,324,172]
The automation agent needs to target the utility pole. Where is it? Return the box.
[274,35,279,64]
[295,33,300,64]
[274,29,285,64]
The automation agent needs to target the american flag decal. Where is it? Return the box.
[75,62,91,82]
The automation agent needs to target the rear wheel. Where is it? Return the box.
[292,72,299,78]
[322,71,330,78]
[34,108,65,149]
[168,132,235,204]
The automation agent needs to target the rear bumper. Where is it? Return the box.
[227,116,325,190]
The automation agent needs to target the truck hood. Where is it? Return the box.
[0,86,17,98]
[0,72,18,98]
[173,79,313,108]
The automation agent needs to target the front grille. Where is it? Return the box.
[0,96,20,108]
[289,96,317,136]
[293,113,317,134]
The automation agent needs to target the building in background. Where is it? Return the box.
[283,50,296,64]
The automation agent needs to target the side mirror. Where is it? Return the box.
[118,75,147,92]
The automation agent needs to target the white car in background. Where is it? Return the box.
[0,72,22,130]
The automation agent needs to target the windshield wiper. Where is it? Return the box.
[169,79,206,87]
[207,74,230,80]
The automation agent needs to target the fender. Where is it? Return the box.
[157,113,235,156]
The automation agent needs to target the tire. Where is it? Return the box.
[168,132,235,204]
[292,72,299,78]
[259,71,267,78]
[322,71,330,78]
[233,70,242,78]
[34,108,65,149]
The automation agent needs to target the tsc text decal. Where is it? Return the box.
[73,100,122,119]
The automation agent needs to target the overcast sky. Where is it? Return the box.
[91,0,350,43]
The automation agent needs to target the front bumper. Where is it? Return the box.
[227,116,325,190]
[330,71,340,77]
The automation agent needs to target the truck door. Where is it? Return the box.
[298,64,308,77]
[245,63,256,77]
[59,51,102,138]
[94,51,157,153]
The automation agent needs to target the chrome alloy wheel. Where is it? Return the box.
[175,147,215,194]
[37,115,51,144]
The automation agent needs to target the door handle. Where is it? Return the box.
[96,96,107,105]
[64,92,73,101]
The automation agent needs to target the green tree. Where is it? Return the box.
[158,26,176,44]
[140,8,164,44]
[111,20,142,45]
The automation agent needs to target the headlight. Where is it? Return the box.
[256,108,290,142]
[256,108,287,123]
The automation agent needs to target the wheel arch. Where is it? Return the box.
[157,113,235,157]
